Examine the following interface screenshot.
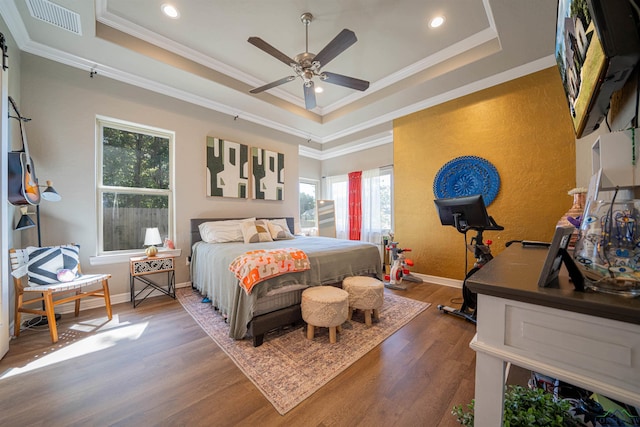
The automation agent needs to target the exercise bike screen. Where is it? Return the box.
[434,194,493,229]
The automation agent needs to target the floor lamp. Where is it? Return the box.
[14,180,62,327]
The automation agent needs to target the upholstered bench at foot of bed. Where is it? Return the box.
[248,305,302,347]
[343,276,384,327]
[301,286,349,344]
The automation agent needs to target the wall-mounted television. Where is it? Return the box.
[555,0,640,138]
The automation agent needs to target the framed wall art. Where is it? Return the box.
[206,137,249,198]
[252,147,284,201]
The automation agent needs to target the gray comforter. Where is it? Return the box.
[190,236,383,339]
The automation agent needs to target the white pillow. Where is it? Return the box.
[241,219,273,243]
[199,218,255,243]
[267,219,294,240]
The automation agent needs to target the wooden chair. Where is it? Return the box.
[9,247,113,343]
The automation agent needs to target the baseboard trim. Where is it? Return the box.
[19,281,192,318]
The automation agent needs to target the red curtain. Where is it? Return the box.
[348,171,362,240]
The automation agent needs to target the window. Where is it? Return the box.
[299,179,318,234]
[97,117,174,254]
[324,167,393,242]
[379,166,393,232]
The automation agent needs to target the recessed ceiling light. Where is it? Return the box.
[314,86,324,93]
[161,4,180,19]
[429,16,445,28]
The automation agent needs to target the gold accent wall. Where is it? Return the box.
[394,67,576,280]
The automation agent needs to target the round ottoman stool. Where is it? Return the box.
[301,286,349,344]
[343,276,384,326]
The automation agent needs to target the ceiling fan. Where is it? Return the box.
[248,12,370,110]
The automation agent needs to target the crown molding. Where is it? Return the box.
[392,55,557,120]
[299,131,392,160]
[0,1,30,46]
[322,26,500,115]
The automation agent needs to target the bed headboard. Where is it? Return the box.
[190,217,296,248]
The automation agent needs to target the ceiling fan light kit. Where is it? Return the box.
[248,12,370,110]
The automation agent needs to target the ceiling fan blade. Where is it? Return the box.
[322,71,369,91]
[304,82,316,110]
[313,29,357,69]
[248,37,296,67]
[250,76,296,93]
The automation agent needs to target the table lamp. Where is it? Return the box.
[144,227,162,257]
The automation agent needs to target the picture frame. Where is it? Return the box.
[206,137,249,198]
[252,147,284,200]
[537,225,584,290]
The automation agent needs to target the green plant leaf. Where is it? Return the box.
[452,384,578,426]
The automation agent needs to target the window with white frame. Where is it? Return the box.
[323,167,393,242]
[299,179,319,235]
[97,117,174,254]
[361,166,393,245]
[379,166,393,233]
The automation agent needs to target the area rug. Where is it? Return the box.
[176,287,430,415]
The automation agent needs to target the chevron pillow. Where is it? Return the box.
[26,244,80,286]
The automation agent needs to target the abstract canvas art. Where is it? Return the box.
[206,137,249,198]
[251,147,284,200]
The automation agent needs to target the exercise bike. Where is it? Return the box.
[384,241,423,290]
[434,195,504,324]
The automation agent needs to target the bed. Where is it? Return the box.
[190,217,383,346]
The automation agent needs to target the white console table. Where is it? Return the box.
[466,245,640,427]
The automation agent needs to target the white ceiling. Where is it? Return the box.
[0,0,558,158]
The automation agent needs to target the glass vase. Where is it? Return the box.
[573,199,640,296]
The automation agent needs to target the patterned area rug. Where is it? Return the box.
[176,287,430,415]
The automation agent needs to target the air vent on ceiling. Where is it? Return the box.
[26,0,82,35]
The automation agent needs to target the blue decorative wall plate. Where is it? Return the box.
[433,156,500,206]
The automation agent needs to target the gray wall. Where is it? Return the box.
[321,144,393,179]
[19,53,301,298]
[298,155,321,181]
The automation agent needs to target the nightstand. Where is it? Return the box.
[130,254,176,307]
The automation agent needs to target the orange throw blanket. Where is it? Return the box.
[229,248,311,294]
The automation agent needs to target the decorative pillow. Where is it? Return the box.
[57,269,76,282]
[199,218,255,243]
[26,244,80,286]
[241,219,273,243]
[267,219,294,240]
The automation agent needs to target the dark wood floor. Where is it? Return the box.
[0,282,479,426]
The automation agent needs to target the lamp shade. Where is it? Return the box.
[16,210,36,230]
[41,180,61,202]
[144,227,162,246]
